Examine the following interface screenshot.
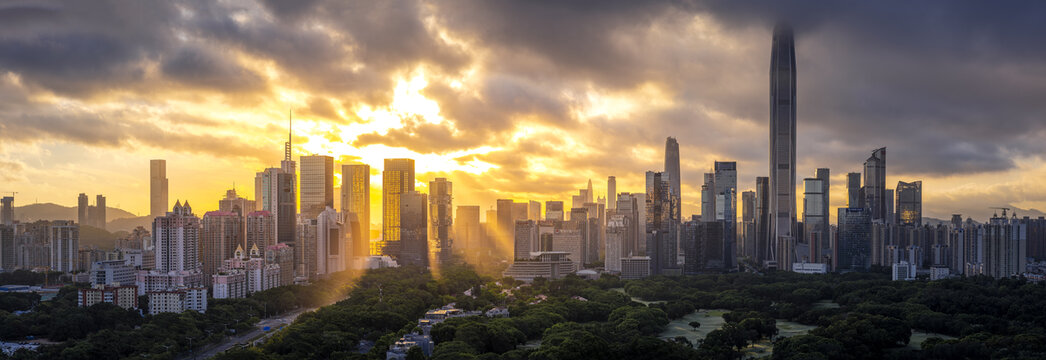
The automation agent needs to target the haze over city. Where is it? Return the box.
[3,1,1046,225]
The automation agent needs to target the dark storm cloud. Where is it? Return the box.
[161,46,267,92]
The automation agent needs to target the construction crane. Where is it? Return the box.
[989,207,1011,218]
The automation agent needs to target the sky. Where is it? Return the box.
[2,0,1046,226]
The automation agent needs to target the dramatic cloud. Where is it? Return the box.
[1,0,1045,222]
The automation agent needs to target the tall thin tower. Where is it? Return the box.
[769,24,797,268]
[150,160,168,218]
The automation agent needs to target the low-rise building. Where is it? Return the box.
[892,261,917,281]
[90,260,136,285]
[77,284,138,309]
[212,270,247,299]
[792,262,829,274]
[620,256,651,280]
[147,287,207,315]
[502,251,577,282]
[386,333,434,360]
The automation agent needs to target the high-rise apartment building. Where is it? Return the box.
[341,164,371,257]
[769,24,798,269]
[896,181,922,226]
[218,189,255,217]
[245,211,275,252]
[202,211,242,286]
[254,168,296,245]
[429,178,453,265]
[49,220,78,272]
[153,201,200,273]
[300,155,334,220]
[150,159,168,218]
[381,159,415,258]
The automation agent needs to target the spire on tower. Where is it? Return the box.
[284,109,293,162]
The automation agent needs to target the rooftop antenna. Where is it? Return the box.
[284,109,293,162]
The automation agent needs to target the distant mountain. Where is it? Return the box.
[79,225,129,250]
[12,202,149,232]
[14,202,138,223]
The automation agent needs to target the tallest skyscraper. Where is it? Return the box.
[769,24,797,269]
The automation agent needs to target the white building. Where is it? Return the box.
[605,215,627,273]
[212,269,247,299]
[49,221,78,272]
[90,260,136,286]
[148,287,207,315]
[792,262,828,274]
[77,284,138,309]
[136,270,205,296]
[892,261,916,281]
[502,252,577,283]
[620,256,651,280]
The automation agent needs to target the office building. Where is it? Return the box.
[315,207,347,275]
[528,201,541,222]
[741,191,756,259]
[645,171,677,274]
[427,178,452,265]
[620,256,651,280]
[847,172,862,208]
[0,196,12,226]
[863,148,888,222]
[502,252,577,283]
[150,159,168,218]
[545,201,564,221]
[300,155,334,220]
[551,229,583,269]
[341,163,371,257]
[769,24,798,270]
[514,220,538,260]
[664,137,682,228]
[714,161,737,269]
[607,176,617,210]
[77,193,88,226]
[837,207,872,272]
[896,181,922,226]
[754,177,770,265]
[400,191,428,267]
[605,214,629,272]
[381,159,415,257]
[454,206,480,252]
[802,177,827,264]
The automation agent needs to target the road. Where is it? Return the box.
[181,307,316,360]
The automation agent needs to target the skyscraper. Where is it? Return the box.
[545,201,564,221]
[496,199,514,247]
[701,173,715,220]
[741,191,756,259]
[769,24,797,269]
[837,207,872,272]
[1,196,13,226]
[202,211,241,285]
[664,137,681,215]
[315,207,346,276]
[528,201,541,221]
[245,211,275,253]
[802,177,827,263]
[607,176,617,210]
[219,189,255,218]
[399,191,428,267]
[847,172,863,209]
[863,147,887,222]
[714,161,737,268]
[754,177,770,265]
[645,171,676,274]
[429,178,453,264]
[454,206,480,252]
[153,201,200,273]
[77,193,88,226]
[340,163,370,257]
[299,155,334,220]
[91,195,107,230]
[49,220,78,272]
[150,159,168,218]
[895,181,922,226]
[381,159,415,258]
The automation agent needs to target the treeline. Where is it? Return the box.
[0,271,356,360]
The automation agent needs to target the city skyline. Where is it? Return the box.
[3,2,1046,225]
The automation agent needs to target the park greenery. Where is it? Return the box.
[0,272,352,360]
[5,264,1046,359]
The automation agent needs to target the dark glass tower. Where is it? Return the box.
[769,24,797,268]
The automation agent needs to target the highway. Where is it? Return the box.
[179,306,316,360]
